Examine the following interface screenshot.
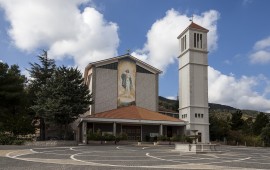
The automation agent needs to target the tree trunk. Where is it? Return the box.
[64,123,67,140]
[40,117,46,140]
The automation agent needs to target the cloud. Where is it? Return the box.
[21,69,31,79]
[132,9,219,71]
[166,96,177,100]
[209,67,270,113]
[0,0,119,70]
[224,60,232,65]
[0,59,3,63]
[249,36,270,64]
[242,0,253,6]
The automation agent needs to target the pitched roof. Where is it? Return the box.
[177,22,209,39]
[86,105,183,122]
[84,54,162,77]
[188,22,209,32]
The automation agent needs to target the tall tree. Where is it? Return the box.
[261,123,270,146]
[230,110,244,130]
[0,62,35,135]
[242,117,253,135]
[253,112,269,136]
[209,113,230,141]
[32,66,91,139]
[28,50,56,140]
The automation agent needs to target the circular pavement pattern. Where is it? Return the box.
[4,145,270,169]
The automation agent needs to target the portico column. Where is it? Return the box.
[159,124,163,136]
[113,122,116,136]
[82,121,87,144]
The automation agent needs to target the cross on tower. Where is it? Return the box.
[189,15,194,22]
[127,49,131,54]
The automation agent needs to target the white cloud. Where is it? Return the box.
[209,66,270,113]
[132,9,219,71]
[166,96,177,100]
[242,0,253,6]
[249,36,270,64]
[0,0,119,70]
[224,60,232,65]
[21,69,31,80]
[0,59,3,63]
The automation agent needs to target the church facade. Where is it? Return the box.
[76,22,210,144]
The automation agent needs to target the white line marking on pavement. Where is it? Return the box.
[146,153,186,163]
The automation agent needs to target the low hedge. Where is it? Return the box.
[0,133,26,145]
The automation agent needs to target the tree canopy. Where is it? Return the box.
[253,112,270,136]
[32,66,91,139]
[27,51,56,140]
[0,62,35,135]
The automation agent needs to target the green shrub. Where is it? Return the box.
[243,135,261,146]
[116,133,127,141]
[87,130,102,141]
[13,139,25,145]
[184,136,193,143]
[157,135,169,141]
[171,135,184,142]
[0,133,16,145]
[103,133,115,141]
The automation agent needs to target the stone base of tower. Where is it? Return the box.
[185,123,209,144]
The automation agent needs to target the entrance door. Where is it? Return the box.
[198,132,202,143]
[122,125,141,141]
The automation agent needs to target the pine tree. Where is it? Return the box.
[230,110,244,130]
[32,66,91,139]
[0,62,35,135]
[261,123,270,146]
[253,112,269,136]
[28,50,56,140]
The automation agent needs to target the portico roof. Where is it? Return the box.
[81,105,185,126]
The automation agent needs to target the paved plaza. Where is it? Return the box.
[0,144,270,169]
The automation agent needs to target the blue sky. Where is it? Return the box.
[0,0,270,112]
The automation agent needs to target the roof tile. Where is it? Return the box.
[86,105,183,122]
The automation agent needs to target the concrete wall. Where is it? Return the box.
[178,26,209,143]
[136,73,157,111]
[94,68,117,113]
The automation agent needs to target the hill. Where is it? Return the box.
[158,96,260,119]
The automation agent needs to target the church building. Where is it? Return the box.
[76,22,209,144]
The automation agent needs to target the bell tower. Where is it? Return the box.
[177,22,209,143]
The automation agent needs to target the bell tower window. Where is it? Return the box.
[181,35,187,52]
[194,33,203,49]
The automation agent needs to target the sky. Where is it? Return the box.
[0,0,270,113]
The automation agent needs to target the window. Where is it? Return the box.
[194,33,203,49]
[200,34,202,48]
[198,114,201,118]
[201,114,204,118]
[195,113,197,118]
[194,33,196,48]
[181,35,187,52]
[88,74,92,93]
